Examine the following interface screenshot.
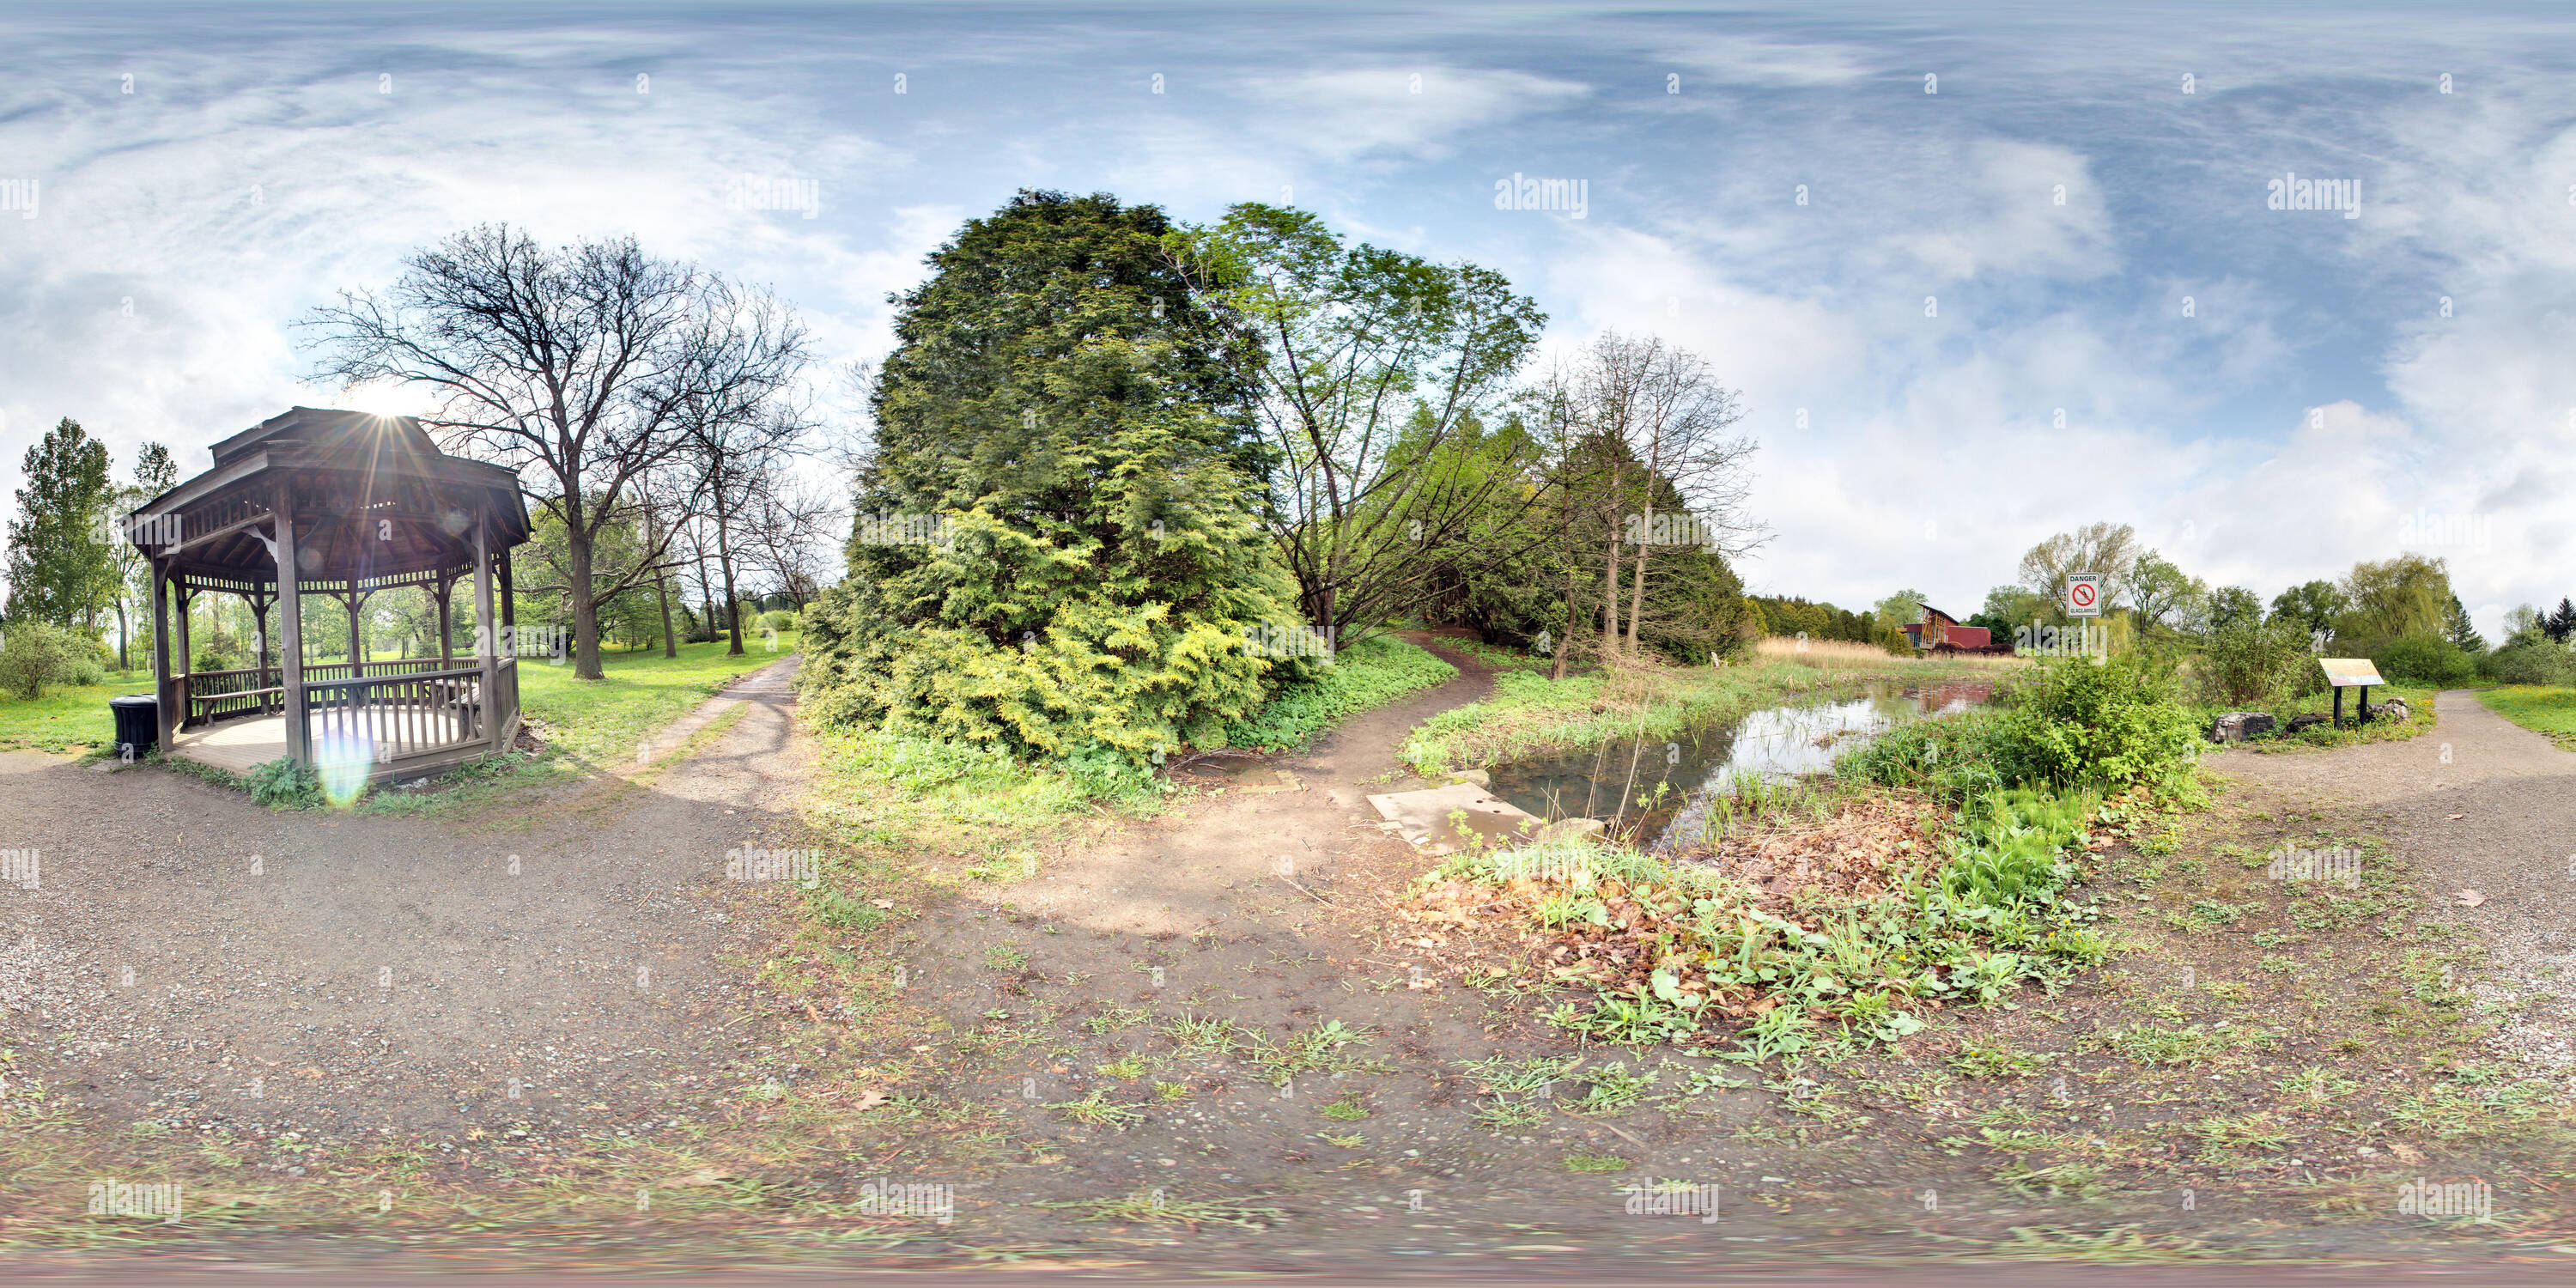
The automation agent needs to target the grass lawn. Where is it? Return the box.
[2473,684,2576,750]
[0,669,155,752]
[516,633,796,768]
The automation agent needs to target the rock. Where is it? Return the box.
[1364,782,1541,854]
[2286,712,2330,733]
[1534,817,1607,844]
[1445,769,1492,787]
[2369,696,2411,724]
[2204,711,2277,744]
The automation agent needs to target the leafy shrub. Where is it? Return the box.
[2487,641,2576,686]
[1844,653,2197,799]
[2196,615,2312,706]
[1220,635,1456,751]
[1937,786,2096,910]
[1987,652,2201,792]
[757,610,797,631]
[243,757,324,809]
[0,620,88,700]
[2369,634,2476,688]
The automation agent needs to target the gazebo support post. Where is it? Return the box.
[251,592,274,714]
[435,572,453,669]
[472,520,499,751]
[276,488,311,765]
[347,582,363,672]
[172,574,191,729]
[150,558,173,751]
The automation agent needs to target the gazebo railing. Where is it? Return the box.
[305,665,492,765]
[182,657,470,726]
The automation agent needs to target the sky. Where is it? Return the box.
[3,1,2573,636]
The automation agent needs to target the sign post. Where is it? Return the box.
[2064,574,2102,618]
[2318,658,2386,728]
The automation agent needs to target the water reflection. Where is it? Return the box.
[1485,679,1994,850]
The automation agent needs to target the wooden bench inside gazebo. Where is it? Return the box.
[125,407,534,784]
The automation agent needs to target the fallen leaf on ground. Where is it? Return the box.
[854,1089,890,1110]
[2445,814,2466,820]
[2455,890,2486,906]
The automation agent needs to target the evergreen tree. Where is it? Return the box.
[2444,593,2486,654]
[5,417,116,631]
[800,191,1299,783]
[2547,598,2576,644]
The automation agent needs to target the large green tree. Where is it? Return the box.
[5,416,115,632]
[2336,554,2451,642]
[1177,204,1546,642]
[799,190,1299,780]
[2268,580,2350,641]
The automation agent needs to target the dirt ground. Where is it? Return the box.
[0,657,812,1157]
[5,657,2573,1275]
[2208,690,2576,1079]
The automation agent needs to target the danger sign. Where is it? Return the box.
[2065,574,2102,618]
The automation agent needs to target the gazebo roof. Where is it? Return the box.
[130,407,532,585]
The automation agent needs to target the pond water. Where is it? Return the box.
[1484,678,1996,850]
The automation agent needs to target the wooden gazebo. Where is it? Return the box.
[124,407,534,784]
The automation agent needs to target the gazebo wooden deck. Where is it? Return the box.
[125,407,535,785]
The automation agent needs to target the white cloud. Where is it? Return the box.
[1240,68,1590,161]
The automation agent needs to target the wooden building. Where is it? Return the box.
[123,408,534,784]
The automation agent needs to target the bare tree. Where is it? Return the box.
[2017,521,2143,614]
[1542,334,1762,659]
[1607,336,1757,653]
[301,224,810,677]
[735,459,840,610]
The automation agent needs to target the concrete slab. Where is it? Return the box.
[1365,782,1544,854]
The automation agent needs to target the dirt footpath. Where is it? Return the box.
[2210,689,2576,1076]
[0,657,813,1152]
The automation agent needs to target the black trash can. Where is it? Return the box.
[109,695,158,756]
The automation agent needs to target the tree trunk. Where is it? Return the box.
[715,489,745,657]
[1600,526,1622,659]
[1625,499,1652,653]
[656,568,678,658]
[647,513,677,658]
[1598,457,1625,658]
[568,526,603,679]
[115,599,130,671]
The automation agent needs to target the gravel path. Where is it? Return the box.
[2209,689,2576,1077]
[0,657,812,1150]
